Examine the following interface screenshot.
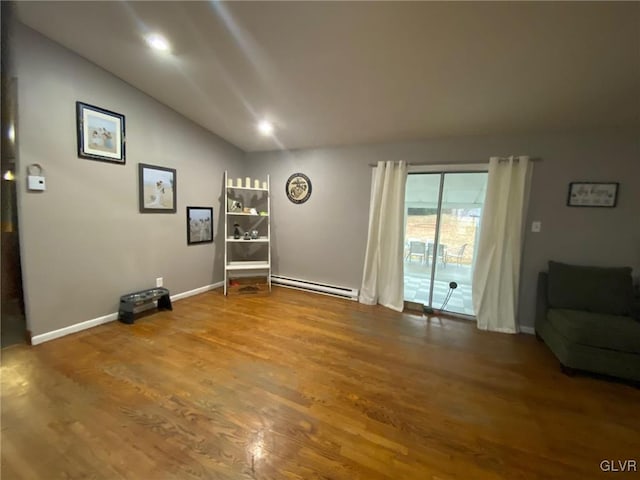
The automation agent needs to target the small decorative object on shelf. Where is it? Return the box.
[262,181,267,190]
[227,277,268,296]
[227,178,233,187]
[254,179,260,189]
[251,230,259,239]
[243,232,251,240]
[236,178,242,187]
[233,223,241,239]
[245,177,251,188]
[229,200,242,212]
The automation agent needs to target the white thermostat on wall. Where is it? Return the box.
[27,163,46,191]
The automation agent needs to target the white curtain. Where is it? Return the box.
[360,161,408,312]
[472,156,532,333]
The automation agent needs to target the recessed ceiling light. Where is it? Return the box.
[145,33,171,52]
[257,120,274,136]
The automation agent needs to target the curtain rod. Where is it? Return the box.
[368,157,542,167]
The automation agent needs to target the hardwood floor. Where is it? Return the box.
[2,287,639,479]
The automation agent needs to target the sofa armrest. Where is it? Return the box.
[535,272,549,334]
[632,291,640,321]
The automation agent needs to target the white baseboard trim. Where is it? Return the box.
[31,312,119,345]
[170,281,223,302]
[519,326,535,335]
[31,282,223,346]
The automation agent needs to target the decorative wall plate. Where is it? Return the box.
[286,173,312,204]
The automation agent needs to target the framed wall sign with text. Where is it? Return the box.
[567,182,619,208]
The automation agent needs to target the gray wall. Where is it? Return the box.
[12,24,244,336]
[9,22,640,336]
[246,129,640,329]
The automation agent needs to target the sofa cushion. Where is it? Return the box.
[547,309,640,353]
[548,261,633,315]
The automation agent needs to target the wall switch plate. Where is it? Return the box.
[156,277,163,287]
[531,221,542,233]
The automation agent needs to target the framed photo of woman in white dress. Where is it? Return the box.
[187,207,214,245]
[138,163,177,213]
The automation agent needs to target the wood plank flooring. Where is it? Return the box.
[2,287,639,479]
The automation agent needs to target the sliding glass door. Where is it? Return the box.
[404,171,487,316]
[404,174,440,308]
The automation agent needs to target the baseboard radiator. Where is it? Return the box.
[270,275,359,301]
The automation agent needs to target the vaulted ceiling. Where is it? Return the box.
[15,1,640,152]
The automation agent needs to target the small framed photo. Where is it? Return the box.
[139,163,177,213]
[567,182,619,208]
[76,102,125,164]
[187,207,214,245]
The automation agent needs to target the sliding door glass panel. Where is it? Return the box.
[404,174,441,306]
[432,172,488,315]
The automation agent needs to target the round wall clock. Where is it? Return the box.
[285,173,312,204]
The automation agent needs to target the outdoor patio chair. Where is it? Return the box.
[405,241,427,263]
[427,242,447,267]
[444,243,468,267]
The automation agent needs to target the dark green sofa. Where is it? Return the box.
[535,261,640,382]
